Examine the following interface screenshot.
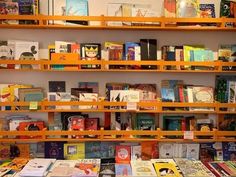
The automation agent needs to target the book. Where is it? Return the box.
[51,0,66,25]
[186,143,200,160]
[141,141,159,160]
[66,0,88,25]
[80,43,101,69]
[131,160,157,177]
[18,0,35,24]
[72,159,101,177]
[14,41,39,70]
[115,163,132,177]
[99,163,115,176]
[223,142,236,161]
[78,82,99,94]
[0,144,10,159]
[0,1,18,25]
[100,142,116,159]
[0,168,11,176]
[200,4,215,18]
[85,142,101,159]
[49,81,66,92]
[164,0,176,18]
[176,0,200,18]
[49,160,76,172]
[159,143,174,158]
[64,143,85,160]
[79,93,98,109]
[131,145,142,161]
[45,142,64,160]
[115,145,131,163]
[153,162,182,177]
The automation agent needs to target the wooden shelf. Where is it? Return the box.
[1,101,235,114]
[0,15,236,31]
[0,130,235,143]
[0,60,236,73]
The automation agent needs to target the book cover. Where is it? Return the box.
[78,82,99,94]
[159,143,174,159]
[131,145,142,161]
[18,0,34,24]
[131,160,157,177]
[49,81,66,92]
[14,41,39,69]
[186,143,200,160]
[1,157,29,172]
[79,93,98,109]
[99,163,115,176]
[45,142,64,159]
[107,3,123,26]
[85,142,101,158]
[115,145,131,163]
[223,142,236,161]
[52,0,66,25]
[200,4,215,18]
[115,163,132,177]
[85,118,99,138]
[176,0,200,18]
[164,0,176,18]
[200,143,216,162]
[18,121,45,139]
[0,41,8,69]
[1,1,19,25]
[141,141,159,160]
[80,43,101,69]
[64,143,85,160]
[12,144,30,158]
[69,116,85,139]
[72,159,101,177]
[192,86,214,103]
[49,159,76,172]
[136,113,155,132]
[153,162,182,177]
[100,142,116,159]
[0,144,10,159]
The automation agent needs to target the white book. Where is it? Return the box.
[20,158,56,177]
[186,143,200,160]
[14,41,39,70]
[48,92,71,110]
[159,143,174,158]
[79,93,98,109]
[55,41,74,53]
[107,3,123,26]
[131,145,142,161]
[52,0,66,25]
[49,160,77,172]
[131,160,156,177]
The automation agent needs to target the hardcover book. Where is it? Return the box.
[131,160,157,177]
[131,145,142,161]
[79,93,98,109]
[45,142,64,160]
[159,143,174,159]
[115,145,131,163]
[80,43,101,69]
[186,143,200,160]
[222,142,236,161]
[14,41,39,70]
[200,4,215,18]
[18,0,34,24]
[85,142,101,159]
[176,0,200,18]
[100,142,116,159]
[49,81,66,92]
[0,1,19,25]
[99,163,115,176]
[115,163,132,177]
[66,0,89,25]
[64,143,85,160]
[153,162,182,177]
[141,141,159,160]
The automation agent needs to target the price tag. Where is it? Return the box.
[184,131,194,140]
[29,102,38,110]
[126,102,137,111]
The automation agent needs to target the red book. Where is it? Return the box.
[141,141,159,160]
[85,118,99,138]
[70,117,85,138]
[18,121,45,139]
[203,162,221,177]
[115,145,131,163]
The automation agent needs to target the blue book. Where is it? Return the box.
[161,88,175,102]
[100,142,116,159]
[222,142,236,161]
[66,0,88,25]
[115,164,132,176]
[200,4,215,18]
[85,142,101,158]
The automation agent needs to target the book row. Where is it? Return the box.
[1,155,236,176]
[1,139,236,162]
[1,0,236,28]
[1,39,236,71]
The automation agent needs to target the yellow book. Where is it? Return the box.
[154,162,182,177]
[64,143,85,160]
[9,84,32,102]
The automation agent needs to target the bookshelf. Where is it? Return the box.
[0,15,236,144]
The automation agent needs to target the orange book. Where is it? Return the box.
[141,141,159,160]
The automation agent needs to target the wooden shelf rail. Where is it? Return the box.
[1,60,236,73]
[0,15,236,31]
[1,101,236,114]
[0,130,235,143]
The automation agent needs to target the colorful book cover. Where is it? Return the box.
[164,0,176,18]
[66,0,88,25]
[141,141,159,160]
[64,143,85,160]
[72,159,100,177]
[176,0,200,18]
[192,86,214,103]
[1,157,29,172]
[85,118,99,138]
[153,162,182,177]
[85,142,101,159]
[223,142,236,161]
[131,160,157,177]
[136,113,155,132]
[45,142,64,159]
[115,145,131,163]
[80,43,101,69]
[200,143,216,162]
[0,41,8,69]
[0,144,10,159]
[79,93,98,109]
[0,1,19,25]
[52,0,66,25]
[200,4,215,18]
[115,164,132,177]
[12,144,30,158]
